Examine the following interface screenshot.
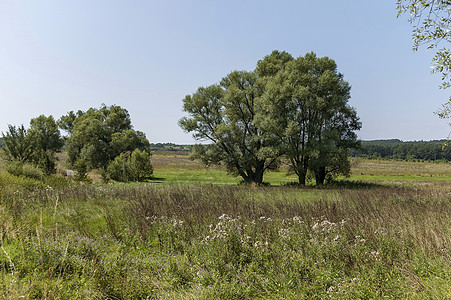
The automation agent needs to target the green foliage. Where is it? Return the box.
[397,0,451,120]
[2,115,63,175]
[27,115,64,154]
[58,109,84,134]
[181,50,360,186]
[107,149,153,182]
[62,104,151,171]
[5,160,43,179]
[73,158,90,182]
[1,124,33,162]
[259,52,360,185]
[36,150,57,175]
[180,70,281,185]
[397,0,450,89]
[349,139,451,160]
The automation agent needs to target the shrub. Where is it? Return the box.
[74,158,90,182]
[107,149,153,182]
[5,160,43,180]
[36,150,57,175]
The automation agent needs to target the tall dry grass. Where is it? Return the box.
[0,167,450,298]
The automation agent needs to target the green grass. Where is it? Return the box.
[150,168,299,185]
[148,154,451,185]
[0,154,451,298]
[0,182,450,299]
[348,174,451,181]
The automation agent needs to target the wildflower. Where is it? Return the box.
[327,286,335,294]
[278,228,292,239]
[312,222,319,230]
[293,216,304,224]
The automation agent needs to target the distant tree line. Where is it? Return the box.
[349,139,451,161]
[149,143,193,152]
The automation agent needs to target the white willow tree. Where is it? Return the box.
[180,51,360,185]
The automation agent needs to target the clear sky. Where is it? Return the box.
[0,1,449,143]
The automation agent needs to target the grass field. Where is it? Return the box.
[150,153,451,185]
[0,154,450,299]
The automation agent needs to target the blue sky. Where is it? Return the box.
[0,0,449,143]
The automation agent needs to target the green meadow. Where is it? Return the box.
[0,154,450,299]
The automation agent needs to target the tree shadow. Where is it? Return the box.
[280,179,386,190]
[322,180,386,189]
[147,176,167,183]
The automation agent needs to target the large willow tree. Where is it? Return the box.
[180,51,360,185]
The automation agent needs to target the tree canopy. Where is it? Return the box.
[62,104,152,180]
[180,51,360,185]
[179,70,280,184]
[1,115,63,175]
[2,124,33,162]
[260,52,360,185]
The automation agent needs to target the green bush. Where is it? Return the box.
[107,149,153,182]
[36,150,57,175]
[5,160,43,180]
[74,158,90,182]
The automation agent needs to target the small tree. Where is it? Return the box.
[129,149,153,181]
[28,115,64,175]
[62,104,151,171]
[2,115,63,175]
[1,125,33,162]
[73,158,90,182]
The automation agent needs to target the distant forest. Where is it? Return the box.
[148,143,193,152]
[349,139,451,161]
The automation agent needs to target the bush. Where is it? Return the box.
[74,158,91,182]
[107,149,153,182]
[36,150,57,175]
[5,160,43,180]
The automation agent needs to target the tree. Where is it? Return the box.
[1,124,33,162]
[2,115,63,175]
[397,1,451,120]
[58,110,85,135]
[179,70,281,185]
[28,115,64,153]
[62,104,151,172]
[180,51,360,186]
[260,52,361,185]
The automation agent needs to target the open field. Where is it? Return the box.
[0,155,450,298]
[150,153,451,185]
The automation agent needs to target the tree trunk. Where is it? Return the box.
[250,160,265,185]
[315,166,326,185]
[297,171,307,186]
[296,158,309,186]
[241,161,265,185]
[254,166,264,185]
